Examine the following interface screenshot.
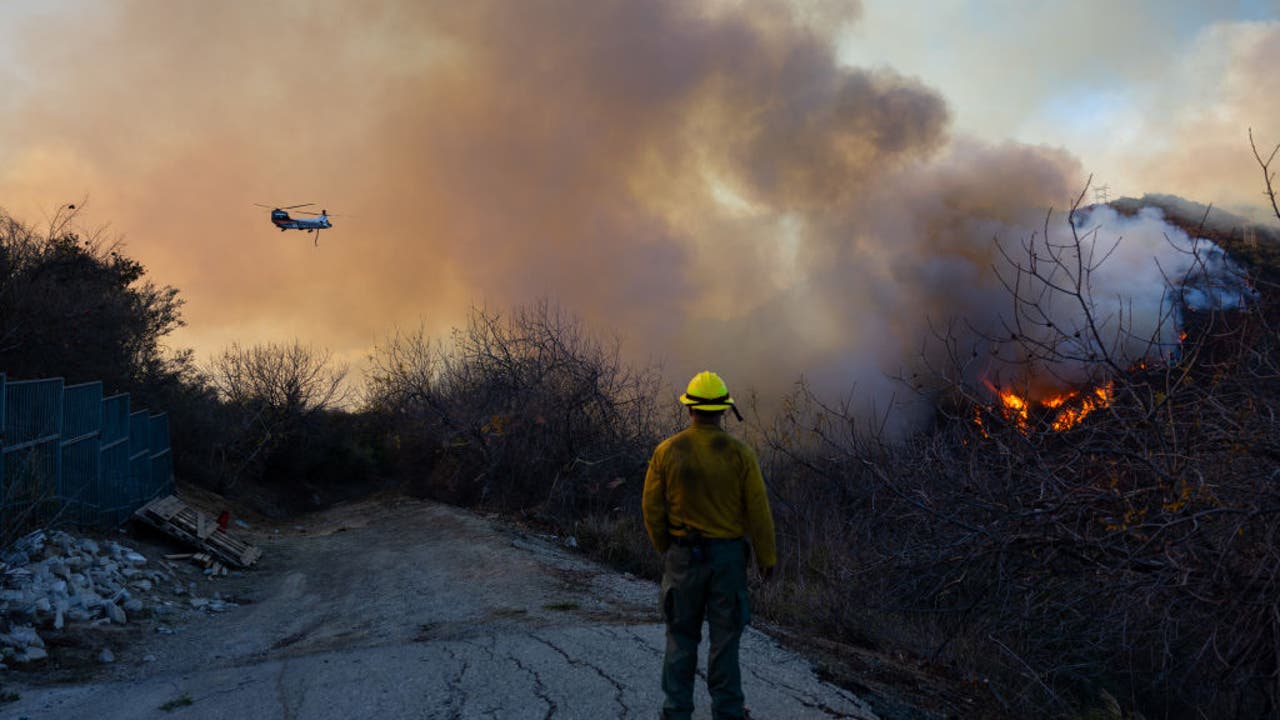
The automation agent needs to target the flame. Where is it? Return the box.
[980,381,1113,433]
[1049,383,1112,431]
[998,387,1030,426]
[972,407,989,439]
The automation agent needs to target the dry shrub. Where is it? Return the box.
[756,181,1280,718]
[367,300,676,518]
[573,512,663,581]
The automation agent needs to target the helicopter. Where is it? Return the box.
[254,203,335,246]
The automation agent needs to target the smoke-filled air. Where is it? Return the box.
[9,5,1280,718]
[1,0,1276,417]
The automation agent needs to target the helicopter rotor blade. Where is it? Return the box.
[255,202,315,210]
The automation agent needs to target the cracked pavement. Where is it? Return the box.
[3,497,877,720]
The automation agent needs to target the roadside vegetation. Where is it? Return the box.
[750,196,1280,718]
[3,141,1280,718]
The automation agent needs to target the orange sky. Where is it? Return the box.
[1,1,1276,413]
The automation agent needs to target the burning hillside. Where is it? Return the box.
[949,191,1269,439]
[755,173,1280,717]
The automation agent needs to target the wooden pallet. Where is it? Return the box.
[166,551,231,576]
[134,495,262,568]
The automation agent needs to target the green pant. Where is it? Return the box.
[660,539,751,720]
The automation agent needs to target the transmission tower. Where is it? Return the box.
[1093,184,1111,204]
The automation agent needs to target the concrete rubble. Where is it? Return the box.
[0,528,239,668]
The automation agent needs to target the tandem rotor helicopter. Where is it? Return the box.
[254,203,340,246]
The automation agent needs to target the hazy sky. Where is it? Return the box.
[838,0,1280,204]
[0,1,1276,409]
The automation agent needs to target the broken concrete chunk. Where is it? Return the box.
[103,602,127,625]
[1,551,29,568]
[17,646,48,663]
[98,648,115,664]
[72,590,104,610]
[10,625,44,649]
[10,531,46,561]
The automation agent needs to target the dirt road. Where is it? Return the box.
[3,496,877,720]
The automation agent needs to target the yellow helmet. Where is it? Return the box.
[680,371,737,413]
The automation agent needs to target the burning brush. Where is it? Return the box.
[977,379,1114,434]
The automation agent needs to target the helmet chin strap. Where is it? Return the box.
[684,394,744,422]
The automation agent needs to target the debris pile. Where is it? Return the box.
[164,552,232,577]
[134,496,261,568]
[0,528,238,668]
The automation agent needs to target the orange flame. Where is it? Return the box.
[997,387,1029,427]
[981,381,1113,433]
[1049,383,1112,431]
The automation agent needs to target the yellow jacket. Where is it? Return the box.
[642,421,777,567]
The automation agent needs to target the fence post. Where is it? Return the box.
[128,410,151,525]
[61,382,103,526]
[148,413,173,501]
[99,393,131,528]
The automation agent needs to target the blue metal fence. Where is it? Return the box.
[62,381,102,525]
[0,374,173,532]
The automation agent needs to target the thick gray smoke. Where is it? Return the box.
[963,204,1250,402]
[0,1,1242,423]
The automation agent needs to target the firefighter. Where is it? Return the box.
[642,371,777,720]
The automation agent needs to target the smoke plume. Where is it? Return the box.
[0,1,1254,420]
